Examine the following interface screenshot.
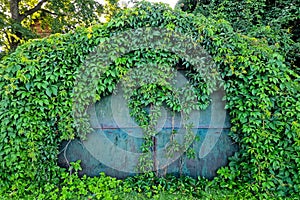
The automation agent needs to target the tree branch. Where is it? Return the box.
[20,0,48,21]
[40,9,65,16]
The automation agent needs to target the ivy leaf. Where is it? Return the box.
[46,88,52,97]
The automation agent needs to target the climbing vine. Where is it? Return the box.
[0,1,299,198]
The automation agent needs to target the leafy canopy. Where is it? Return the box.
[0,0,122,54]
[177,0,300,74]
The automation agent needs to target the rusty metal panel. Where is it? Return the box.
[58,89,238,179]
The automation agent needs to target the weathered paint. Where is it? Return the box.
[58,89,238,179]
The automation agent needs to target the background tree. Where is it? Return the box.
[0,0,122,55]
[176,0,300,74]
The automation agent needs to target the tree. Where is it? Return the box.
[177,0,300,74]
[0,0,122,53]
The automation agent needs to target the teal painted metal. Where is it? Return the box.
[58,89,238,179]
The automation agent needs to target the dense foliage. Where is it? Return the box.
[177,0,300,75]
[0,0,122,54]
[0,1,299,198]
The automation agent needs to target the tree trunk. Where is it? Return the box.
[9,0,22,50]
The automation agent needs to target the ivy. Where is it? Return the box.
[0,1,299,198]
